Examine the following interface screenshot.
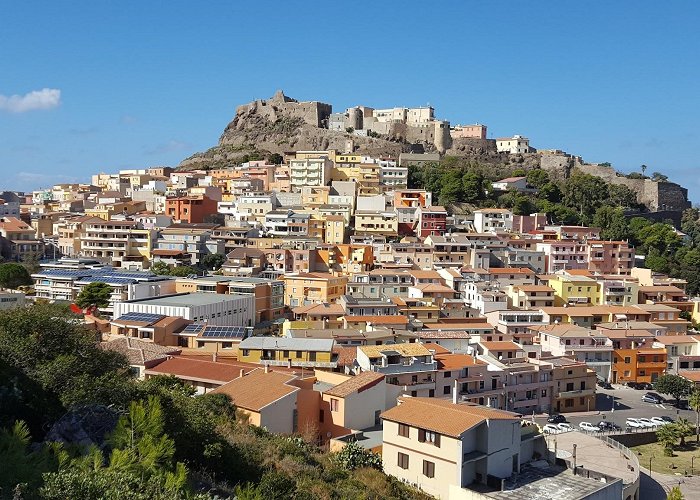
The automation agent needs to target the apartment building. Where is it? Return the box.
[473,208,513,233]
[382,398,533,499]
[505,284,555,309]
[264,209,310,237]
[354,210,398,236]
[550,358,597,413]
[495,135,530,154]
[356,344,438,397]
[289,157,333,191]
[535,324,614,382]
[153,226,223,266]
[587,240,635,275]
[548,274,601,306]
[282,272,348,307]
[416,206,448,238]
[536,240,589,273]
[79,220,155,269]
[0,216,44,262]
[165,195,218,223]
[612,348,667,384]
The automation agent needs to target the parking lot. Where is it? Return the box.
[534,384,698,432]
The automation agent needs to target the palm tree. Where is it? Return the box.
[641,164,648,177]
[676,418,694,447]
[657,424,678,456]
[689,389,700,443]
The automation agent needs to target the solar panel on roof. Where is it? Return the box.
[182,323,205,334]
[116,312,166,323]
[200,325,248,339]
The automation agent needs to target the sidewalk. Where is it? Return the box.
[639,467,700,500]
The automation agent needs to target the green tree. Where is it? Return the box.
[654,374,694,406]
[656,423,678,456]
[75,282,113,310]
[667,486,685,500]
[200,253,226,271]
[266,153,283,165]
[676,418,694,447]
[607,184,639,208]
[526,169,550,189]
[462,172,485,202]
[150,260,171,275]
[689,389,700,443]
[641,164,648,177]
[563,173,609,223]
[257,470,296,499]
[651,172,669,182]
[593,206,630,241]
[0,262,32,289]
[0,420,63,495]
[166,266,199,277]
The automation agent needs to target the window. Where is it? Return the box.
[222,342,233,349]
[443,385,451,395]
[423,460,435,478]
[624,357,631,364]
[330,398,339,412]
[565,399,573,408]
[319,409,324,423]
[283,350,289,358]
[444,371,452,378]
[398,423,409,437]
[398,452,409,469]
[418,429,440,447]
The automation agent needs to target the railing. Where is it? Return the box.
[597,434,640,487]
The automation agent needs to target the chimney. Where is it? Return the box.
[212,352,218,363]
[264,363,270,373]
[453,379,458,404]
[239,369,245,378]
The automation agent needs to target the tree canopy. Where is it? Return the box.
[75,282,113,310]
[0,262,32,289]
[654,374,694,403]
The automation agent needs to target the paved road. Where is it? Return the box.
[533,384,698,431]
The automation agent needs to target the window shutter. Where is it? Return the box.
[434,433,441,447]
[418,429,426,442]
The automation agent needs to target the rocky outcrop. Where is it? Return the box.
[44,404,119,450]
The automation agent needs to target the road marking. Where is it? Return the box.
[656,404,666,409]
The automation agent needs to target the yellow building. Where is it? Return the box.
[331,163,361,183]
[238,336,337,368]
[282,272,348,307]
[324,215,346,244]
[548,274,601,306]
[354,210,398,236]
[85,200,147,220]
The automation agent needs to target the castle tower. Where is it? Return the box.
[434,120,452,153]
[345,107,363,131]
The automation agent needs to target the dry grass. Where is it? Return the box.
[632,441,700,475]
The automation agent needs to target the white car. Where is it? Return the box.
[543,424,560,434]
[650,417,670,426]
[579,422,598,432]
[557,423,573,432]
[626,418,645,428]
[637,418,657,428]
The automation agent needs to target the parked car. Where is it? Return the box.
[598,421,621,431]
[626,418,645,428]
[626,382,640,389]
[579,422,598,432]
[543,424,560,434]
[557,423,573,432]
[637,418,657,428]
[659,416,675,423]
[642,393,663,404]
[547,414,567,424]
[637,382,654,390]
[597,379,613,390]
[672,400,692,410]
[650,417,671,426]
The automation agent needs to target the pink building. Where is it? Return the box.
[536,240,589,273]
[451,124,487,139]
[417,206,447,238]
[586,240,635,276]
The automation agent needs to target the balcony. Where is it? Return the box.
[371,360,437,375]
[262,359,337,369]
[564,344,613,351]
[637,361,666,369]
[558,388,595,398]
[400,380,436,391]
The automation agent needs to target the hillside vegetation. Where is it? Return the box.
[0,304,430,500]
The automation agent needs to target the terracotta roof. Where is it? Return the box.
[414,283,455,293]
[293,302,345,316]
[679,370,700,383]
[480,341,522,351]
[418,330,472,339]
[495,176,526,183]
[488,267,534,275]
[422,342,451,354]
[145,357,249,384]
[436,353,485,369]
[423,322,494,331]
[654,335,700,345]
[408,270,443,279]
[100,338,180,365]
[323,371,385,398]
[381,397,519,438]
[333,345,358,366]
[212,369,299,411]
[638,286,685,293]
[359,343,431,358]
[515,285,555,292]
[152,249,186,256]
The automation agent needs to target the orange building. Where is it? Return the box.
[612,347,667,384]
[165,195,218,223]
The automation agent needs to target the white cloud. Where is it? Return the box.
[0,88,61,113]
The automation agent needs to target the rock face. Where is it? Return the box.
[44,405,119,450]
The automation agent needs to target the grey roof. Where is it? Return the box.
[239,336,334,352]
[125,292,249,307]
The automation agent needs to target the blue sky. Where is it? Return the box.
[1,1,699,201]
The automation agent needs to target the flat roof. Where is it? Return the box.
[124,292,247,307]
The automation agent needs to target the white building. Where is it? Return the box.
[114,292,255,327]
[473,208,513,233]
[496,135,530,154]
[288,158,333,192]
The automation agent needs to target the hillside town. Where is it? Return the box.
[2,124,699,498]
